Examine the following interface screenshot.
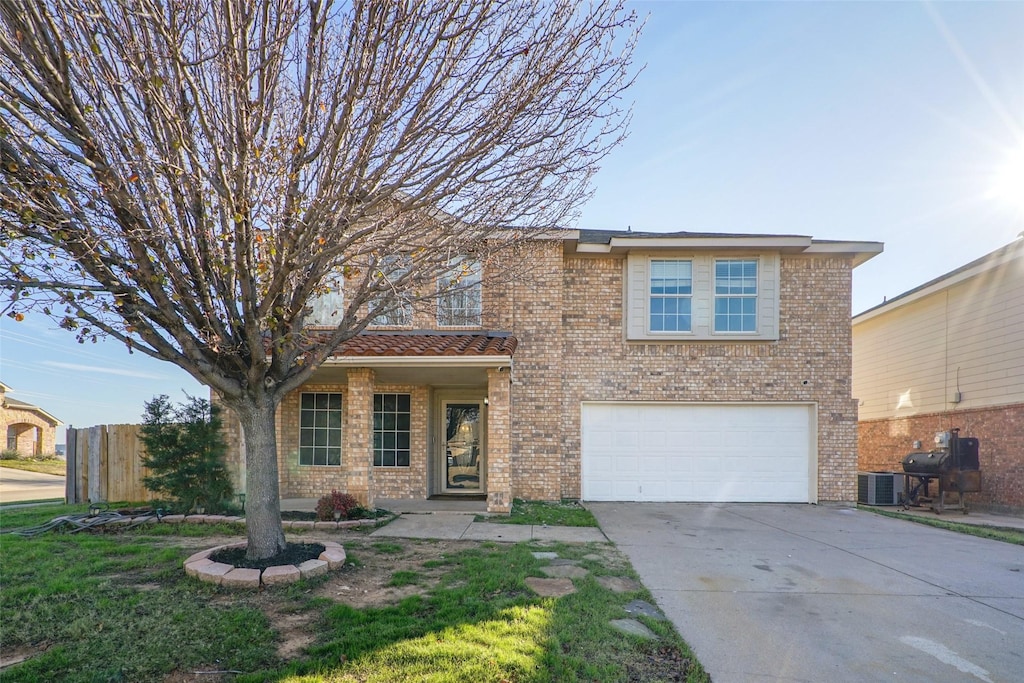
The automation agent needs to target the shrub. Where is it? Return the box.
[139,395,233,513]
[0,449,21,460]
[315,490,360,521]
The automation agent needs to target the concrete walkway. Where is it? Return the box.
[370,513,608,543]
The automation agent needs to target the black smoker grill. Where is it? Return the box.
[901,428,981,514]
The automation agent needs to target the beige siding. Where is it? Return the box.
[853,258,1024,420]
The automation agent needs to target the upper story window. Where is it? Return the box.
[649,259,693,332]
[299,392,342,466]
[437,257,481,327]
[370,256,412,326]
[714,259,758,333]
[626,253,778,341]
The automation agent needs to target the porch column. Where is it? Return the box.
[486,367,512,514]
[346,368,376,508]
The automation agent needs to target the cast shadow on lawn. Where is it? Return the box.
[240,542,700,683]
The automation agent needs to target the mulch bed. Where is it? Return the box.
[210,542,326,571]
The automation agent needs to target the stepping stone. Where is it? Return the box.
[549,558,580,566]
[525,577,576,597]
[596,576,643,593]
[610,619,658,640]
[540,565,589,579]
[532,551,559,560]
[624,599,667,621]
[582,553,604,562]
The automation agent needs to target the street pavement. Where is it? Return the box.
[591,502,1024,683]
[0,466,66,504]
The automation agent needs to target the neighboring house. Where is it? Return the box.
[220,229,882,513]
[853,238,1024,512]
[1,382,61,457]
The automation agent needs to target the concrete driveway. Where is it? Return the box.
[590,503,1024,683]
[0,466,65,504]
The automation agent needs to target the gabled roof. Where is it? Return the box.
[854,238,1024,323]
[2,394,62,426]
[566,229,883,266]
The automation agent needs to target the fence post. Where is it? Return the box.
[65,428,77,504]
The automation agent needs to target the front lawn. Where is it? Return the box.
[476,498,599,527]
[1,504,708,682]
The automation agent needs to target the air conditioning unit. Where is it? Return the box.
[857,472,903,506]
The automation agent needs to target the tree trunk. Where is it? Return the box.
[232,394,288,560]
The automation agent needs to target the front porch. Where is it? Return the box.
[258,332,517,514]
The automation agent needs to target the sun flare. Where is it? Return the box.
[987,144,1024,215]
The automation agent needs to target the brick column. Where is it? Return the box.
[345,368,375,508]
[486,367,512,514]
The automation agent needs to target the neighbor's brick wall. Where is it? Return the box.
[0,402,58,457]
[859,403,1024,512]
[557,254,859,503]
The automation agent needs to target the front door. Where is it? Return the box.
[441,400,484,493]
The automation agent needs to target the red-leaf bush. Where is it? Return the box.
[315,490,360,521]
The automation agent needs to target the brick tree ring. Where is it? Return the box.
[183,541,347,588]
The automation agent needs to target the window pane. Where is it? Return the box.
[397,451,410,467]
[373,394,383,411]
[299,393,342,466]
[373,393,411,467]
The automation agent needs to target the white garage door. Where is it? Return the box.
[581,403,814,503]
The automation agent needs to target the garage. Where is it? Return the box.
[581,402,815,503]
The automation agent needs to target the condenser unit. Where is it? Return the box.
[857,472,903,506]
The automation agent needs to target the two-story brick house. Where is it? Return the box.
[222,229,881,513]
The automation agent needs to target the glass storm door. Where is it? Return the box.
[443,402,482,492]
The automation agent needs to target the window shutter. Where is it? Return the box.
[626,254,648,340]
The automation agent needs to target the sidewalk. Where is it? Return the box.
[879,505,1024,531]
[370,513,608,543]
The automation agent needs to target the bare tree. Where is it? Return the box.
[0,0,638,559]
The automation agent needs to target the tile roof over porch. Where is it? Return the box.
[330,331,518,358]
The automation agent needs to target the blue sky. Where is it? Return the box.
[2,1,1022,436]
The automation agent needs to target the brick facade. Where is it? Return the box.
[858,403,1024,512]
[557,254,858,503]
[1,386,60,457]
[222,235,866,509]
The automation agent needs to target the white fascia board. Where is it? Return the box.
[804,241,884,267]
[606,236,813,252]
[853,247,1018,324]
[323,356,513,369]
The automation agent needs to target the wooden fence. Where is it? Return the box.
[65,424,154,503]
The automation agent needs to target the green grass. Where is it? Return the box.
[476,499,598,527]
[0,458,67,477]
[1,503,710,683]
[862,506,1024,545]
[0,508,277,682]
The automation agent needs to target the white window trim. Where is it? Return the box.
[626,252,780,342]
[712,258,760,335]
